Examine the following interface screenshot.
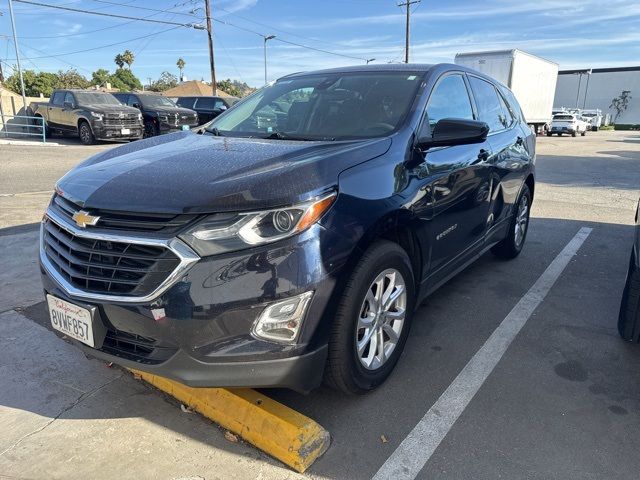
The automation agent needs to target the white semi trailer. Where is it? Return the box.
[455,49,558,134]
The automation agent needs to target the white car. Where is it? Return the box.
[547,113,589,137]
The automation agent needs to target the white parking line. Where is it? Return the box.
[372,227,593,480]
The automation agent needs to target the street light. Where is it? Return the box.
[263,35,276,85]
[366,58,376,64]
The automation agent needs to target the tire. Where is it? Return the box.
[546,132,552,137]
[571,131,577,137]
[34,116,50,138]
[78,121,95,145]
[557,133,562,137]
[324,240,415,394]
[144,120,158,138]
[491,184,531,259]
[619,250,640,342]
[581,130,586,136]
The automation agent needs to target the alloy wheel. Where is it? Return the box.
[355,268,407,370]
[514,195,529,247]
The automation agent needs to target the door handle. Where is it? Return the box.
[516,136,524,146]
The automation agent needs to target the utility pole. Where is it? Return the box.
[8,0,27,111]
[398,0,420,63]
[263,35,275,85]
[204,0,217,95]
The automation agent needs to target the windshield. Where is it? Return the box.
[582,113,596,117]
[207,71,424,140]
[139,95,177,108]
[554,115,575,120]
[75,92,121,105]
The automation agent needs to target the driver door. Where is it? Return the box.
[418,73,493,278]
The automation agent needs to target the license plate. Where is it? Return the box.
[121,128,130,135]
[47,294,95,347]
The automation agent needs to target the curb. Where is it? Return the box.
[130,369,330,473]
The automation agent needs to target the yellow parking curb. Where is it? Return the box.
[129,369,330,473]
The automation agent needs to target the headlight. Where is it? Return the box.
[137,113,143,121]
[90,111,103,121]
[180,192,336,256]
[159,115,168,122]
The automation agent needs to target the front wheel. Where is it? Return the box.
[491,184,531,259]
[78,121,95,145]
[324,241,415,394]
[581,130,586,136]
[144,120,158,138]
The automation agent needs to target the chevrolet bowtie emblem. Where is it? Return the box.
[72,210,100,228]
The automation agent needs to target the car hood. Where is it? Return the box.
[82,104,140,115]
[57,131,392,214]
[147,106,196,116]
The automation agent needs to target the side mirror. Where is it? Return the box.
[418,118,489,149]
[63,101,74,110]
[132,103,141,109]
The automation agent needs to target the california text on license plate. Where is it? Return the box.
[47,294,95,347]
[120,128,130,135]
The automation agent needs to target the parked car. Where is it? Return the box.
[548,113,589,137]
[619,200,640,342]
[39,64,535,394]
[175,96,230,125]
[582,109,603,131]
[31,90,143,145]
[112,93,199,138]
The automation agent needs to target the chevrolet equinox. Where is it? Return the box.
[40,64,535,394]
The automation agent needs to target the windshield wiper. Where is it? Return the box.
[262,131,334,141]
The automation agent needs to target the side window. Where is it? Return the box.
[51,92,64,106]
[176,98,194,108]
[213,99,226,110]
[195,98,216,110]
[499,86,524,122]
[63,92,75,106]
[497,91,514,128]
[468,76,509,132]
[425,74,474,131]
[127,96,138,107]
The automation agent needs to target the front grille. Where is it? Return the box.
[51,194,199,233]
[101,329,177,364]
[104,114,139,127]
[43,217,181,296]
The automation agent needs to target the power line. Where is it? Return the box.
[4,26,183,61]
[12,0,201,28]
[87,0,200,19]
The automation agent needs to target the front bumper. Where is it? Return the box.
[39,216,343,393]
[159,122,199,134]
[93,123,143,140]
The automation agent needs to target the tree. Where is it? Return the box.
[114,53,125,69]
[5,69,57,97]
[110,68,143,91]
[90,68,111,87]
[610,90,632,124]
[216,78,242,97]
[176,58,185,80]
[55,69,89,89]
[122,50,135,70]
[148,71,178,92]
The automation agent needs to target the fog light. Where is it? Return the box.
[252,291,314,344]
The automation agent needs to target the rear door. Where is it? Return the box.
[419,73,493,277]
[48,91,65,128]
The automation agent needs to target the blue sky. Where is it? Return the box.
[1,0,639,88]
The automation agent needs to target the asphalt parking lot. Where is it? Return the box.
[1,131,639,479]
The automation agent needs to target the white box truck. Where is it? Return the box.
[455,49,558,134]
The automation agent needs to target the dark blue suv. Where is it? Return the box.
[39,64,535,394]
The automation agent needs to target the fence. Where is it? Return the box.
[0,114,46,142]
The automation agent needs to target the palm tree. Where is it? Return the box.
[122,50,135,70]
[114,53,125,69]
[176,58,185,81]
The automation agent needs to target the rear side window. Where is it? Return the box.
[51,92,65,106]
[112,93,127,104]
[176,97,194,108]
[426,74,474,130]
[499,86,524,122]
[194,97,217,109]
[468,76,510,132]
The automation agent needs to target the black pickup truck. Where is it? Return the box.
[32,90,143,145]
[112,92,199,138]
